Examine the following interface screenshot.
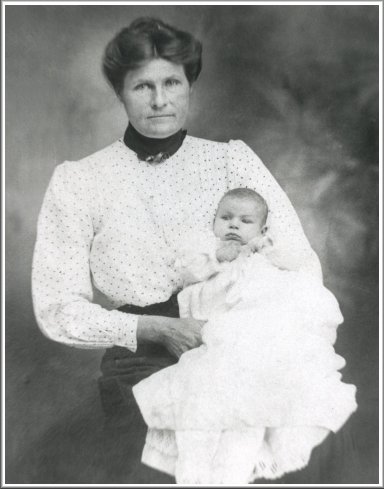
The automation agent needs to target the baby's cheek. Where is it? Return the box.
[213,224,223,239]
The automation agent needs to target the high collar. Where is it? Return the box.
[123,123,187,164]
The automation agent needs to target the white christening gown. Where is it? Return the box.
[132,234,357,484]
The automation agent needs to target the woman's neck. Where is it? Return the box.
[123,123,187,163]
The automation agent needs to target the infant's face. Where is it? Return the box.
[213,197,265,245]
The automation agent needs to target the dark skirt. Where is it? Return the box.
[97,295,179,484]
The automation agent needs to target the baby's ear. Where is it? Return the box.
[261,225,268,235]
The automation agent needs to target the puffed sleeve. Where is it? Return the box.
[32,162,138,351]
[227,140,322,280]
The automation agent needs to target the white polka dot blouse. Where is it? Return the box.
[32,136,322,352]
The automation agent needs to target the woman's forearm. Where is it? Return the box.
[32,297,139,350]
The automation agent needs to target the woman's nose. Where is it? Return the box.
[151,87,167,109]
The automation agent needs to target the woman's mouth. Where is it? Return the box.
[147,114,175,119]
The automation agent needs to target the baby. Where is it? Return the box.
[132,188,357,484]
[214,187,270,262]
[174,188,275,321]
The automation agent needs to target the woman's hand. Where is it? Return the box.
[160,317,206,358]
[137,316,205,358]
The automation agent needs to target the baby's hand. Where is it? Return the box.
[216,241,242,263]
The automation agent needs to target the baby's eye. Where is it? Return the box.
[242,219,254,224]
[221,215,230,220]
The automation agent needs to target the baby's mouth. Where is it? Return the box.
[224,233,243,242]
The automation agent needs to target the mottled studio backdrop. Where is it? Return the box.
[5,4,379,484]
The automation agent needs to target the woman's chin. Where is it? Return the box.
[140,122,181,139]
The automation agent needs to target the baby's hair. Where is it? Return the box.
[218,187,269,225]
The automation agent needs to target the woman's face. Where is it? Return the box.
[119,58,192,138]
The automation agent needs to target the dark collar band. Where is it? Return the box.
[123,123,187,163]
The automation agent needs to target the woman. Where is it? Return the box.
[32,17,325,483]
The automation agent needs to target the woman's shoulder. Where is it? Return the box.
[186,134,249,149]
[58,139,127,173]
[185,135,257,160]
[47,139,130,196]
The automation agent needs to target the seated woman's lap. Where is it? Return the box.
[97,297,179,483]
[98,296,359,484]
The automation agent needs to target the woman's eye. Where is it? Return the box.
[165,79,180,87]
[134,83,150,91]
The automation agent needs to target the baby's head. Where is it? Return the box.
[213,188,268,245]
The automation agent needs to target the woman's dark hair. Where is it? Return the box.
[103,17,202,95]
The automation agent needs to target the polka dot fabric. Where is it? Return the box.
[32,136,321,351]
